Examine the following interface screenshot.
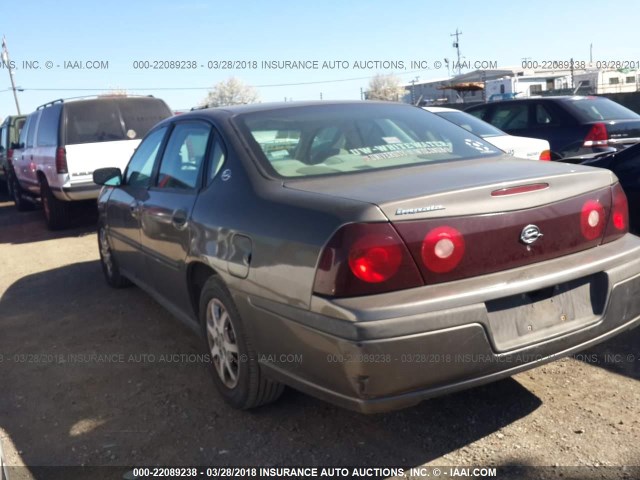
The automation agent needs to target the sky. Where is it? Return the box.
[1,0,639,114]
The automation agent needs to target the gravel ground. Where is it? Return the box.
[0,190,638,480]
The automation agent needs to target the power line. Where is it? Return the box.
[3,69,433,92]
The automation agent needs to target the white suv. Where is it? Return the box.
[11,95,172,229]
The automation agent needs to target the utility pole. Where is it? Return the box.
[1,36,21,115]
[450,28,462,75]
[320,92,323,100]
[410,76,419,105]
[360,87,364,100]
[570,57,575,89]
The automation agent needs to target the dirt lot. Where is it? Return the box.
[0,190,638,480]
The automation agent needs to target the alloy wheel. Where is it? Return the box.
[206,298,240,389]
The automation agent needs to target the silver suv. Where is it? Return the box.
[11,95,172,229]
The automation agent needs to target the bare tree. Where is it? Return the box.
[366,74,405,101]
[201,77,260,107]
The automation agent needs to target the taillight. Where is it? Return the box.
[583,123,608,147]
[421,226,465,273]
[539,150,551,161]
[580,199,606,241]
[313,223,423,297]
[55,147,68,173]
[6,148,13,166]
[603,183,628,243]
[349,234,403,283]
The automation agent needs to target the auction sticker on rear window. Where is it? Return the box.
[348,141,453,161]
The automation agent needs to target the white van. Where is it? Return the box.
[11,95,172,229]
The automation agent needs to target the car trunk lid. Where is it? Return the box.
[290,157,624,288]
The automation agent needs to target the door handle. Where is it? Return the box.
[129,201,141,219]
[171,209,188,231]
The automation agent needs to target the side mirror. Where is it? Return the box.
[11,142,23,149]
[93,167,122,186]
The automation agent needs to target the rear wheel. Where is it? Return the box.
[199,276,284,409]
[40,178,70,230]
[10,173,33,212]
[98,224,131,288]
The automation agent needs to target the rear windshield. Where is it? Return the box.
[563,97,639,122]
[64,98,171,145]
[434,110,505,138]
[235,104,502,178]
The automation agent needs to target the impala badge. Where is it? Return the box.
[520,224,543,244]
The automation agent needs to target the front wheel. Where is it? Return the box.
[10,173,33,212]
[98,224,131,288]
[200,276,284,409]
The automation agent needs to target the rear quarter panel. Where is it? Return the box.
[187,119,385,310]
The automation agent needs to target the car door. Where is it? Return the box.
[139,121,211,313]
[15,112,41,194]
[525,101,581,157]
[105,126,168,282]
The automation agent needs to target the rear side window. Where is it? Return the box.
[435,110,505,137]
[156,122,211,190]
[490,104,529,130]
[19,116,33,147]
[208,137,226,182]
[26,112,40,148]
[64,98,172,145]
[12,118,25,144]
[466,107,489,120]
[564,97,640,121]
[36,105,62,147]
[0,126,7,150]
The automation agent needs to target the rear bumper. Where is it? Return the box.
[53,183,101,201]
[238,234,640,413]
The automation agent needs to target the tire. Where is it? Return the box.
[40,178,70,230]
[4,170,13,198]
[98,223,132,288]
[199,276,284,409]
[10,173,34,212]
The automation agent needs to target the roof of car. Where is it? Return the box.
[467,96,598,107]
[189,100,411,116]
[422,106,458,113]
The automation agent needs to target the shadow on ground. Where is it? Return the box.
[0,260,542,476]
[576,323,640,381]
[0,190,97,245]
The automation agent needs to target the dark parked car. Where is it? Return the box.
[577,143,640,234]
[94,101,640,413]
[0,114,26,194]
[465,96,640,159]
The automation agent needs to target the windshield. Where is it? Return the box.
[434,110,505,138]
[235,104,502,178]
[564,97,640,122]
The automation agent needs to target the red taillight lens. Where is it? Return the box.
[583,123,608,147]
[349,234,403,283]
[539,150,551,161]
[421,226,465,273]
[313,223,423,297]
[603,183,629,243]
[55,147,68,174]
[580,200,606,241]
